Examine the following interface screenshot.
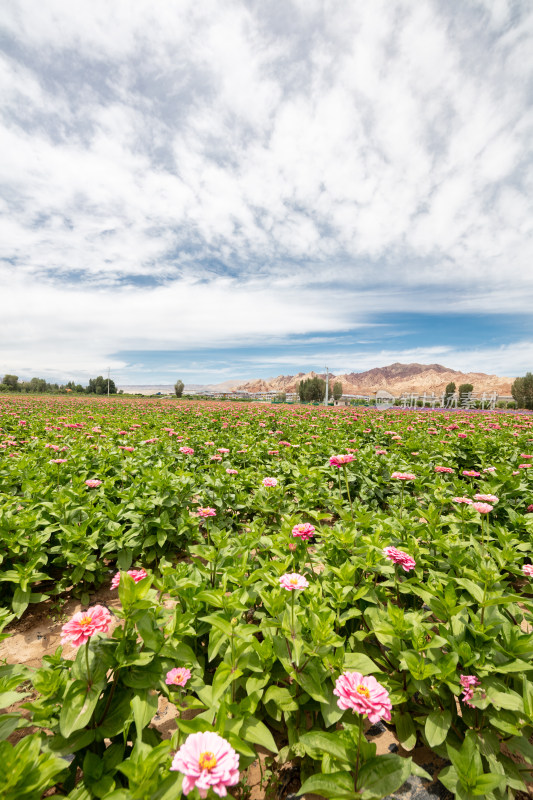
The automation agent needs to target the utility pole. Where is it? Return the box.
[325,366,329,406]
[107,367,110,397]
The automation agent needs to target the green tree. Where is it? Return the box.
[458,383,473,397]
[2,374,19,391]
[87,376,116,395]
[275,392,286,403]
[333,381,343,401]
[444,381,456,401]
[512,372,533,410]
[298,377,326,402]
[174,380,185,397]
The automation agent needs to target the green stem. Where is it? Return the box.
[85,640,91,685]
[400,484,404,520]
[354,714,364,792]
[291,590,295,639]
[343,465,354,518]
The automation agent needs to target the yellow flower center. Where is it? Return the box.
[79,615,93,626]
[199,751,217,770]
[356,684,370,698]
[289,577,299,585]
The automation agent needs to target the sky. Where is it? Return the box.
[1,0,532,386]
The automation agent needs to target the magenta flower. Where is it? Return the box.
[391,471,415,480]
[471,502,493,514]
[166,667,191,687]
[85,479,102,488]
[110,568,147,589]
[279,573,309,590]
[329,454,355,468]
[292,523,315,541]
[460,674,482,707]
[60,605,112,648]
[527,504,533,513]
[197,507,216,518]
[334,671,392,723]
[170,731,240,798]
[262,477,278,487]
[522,564,533,578]
[383,546,416,572]
[474,494,498,504]
[462,470,480,477]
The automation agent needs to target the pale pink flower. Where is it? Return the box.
[166,667,191,687]
[85,479,102,488]
[60,605,112,648]
[519,464,532,469]
[49,458,67,464]
[210,455,222,461]
[375,449,387,455]
[179,446,195,455]
[268,450,279,455]
[170,731,240,798]
[262,477,278,488]
[197,507,216,518]
[483,467,496,473]
[471,502,493,514]
[522,564,533,578]
[383,546,416,572]
[225,469,238,475]
[119,446,135,452]
[474,494,498,504]
[329,454,354,468]
[279,573,309,590]
[204,441,214,446]
[462,470,480,477]
[391,472,415,480]
[334,672,392,723]
[110,568,147,589]
[452,496,472,505]
[292,523,315,541]
[217,448,230,453]
[435,466,454,474]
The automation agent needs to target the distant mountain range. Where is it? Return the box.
[119,363,513,397]
[235,363,513,396]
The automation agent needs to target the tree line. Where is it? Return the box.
[0,374,117,395]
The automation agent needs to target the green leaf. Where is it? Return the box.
[59,679,106,738]
[358,754,411,799]
[131,691,158,739]
[472,773,505,795]
[241,717,278,753]
[211,662,242,705]
[343,652,382,674]
[299,731,353,764]
[294,667,330,703]
[298,771,354,798]
[395,713,416,751]
[12,588,30,618]
[425,710,451,748]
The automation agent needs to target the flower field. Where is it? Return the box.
[1,395,533,800]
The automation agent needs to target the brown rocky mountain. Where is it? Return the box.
[235,363,513,396]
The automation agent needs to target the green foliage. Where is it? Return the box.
[174,380,185,397]
[298,376,326,402]
[511,372,533,409]
[87,376,117,394]
[445,381,456,400]
[458,382,474,396]
[333,381,343,401]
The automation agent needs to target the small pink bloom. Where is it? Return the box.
[292,523,315,541]
[474,494,498,504]
[329,454,355,468]
[460,674,482,707]
[119,446,135,452]
[519,464,532,468]
[197,507,216,518]
[527,504,533,513]
[522,564,533,578]
[462,470,480,477]
[483,467,496,473]
[210,455,222,461]
[375,449,387,455]
[391,472,415,480]
[110,568,147,589]
[383,546,416,572]
[170,731,240,798]
[166,667,191,687]
[85,479,102,488]
[217,448,230,453]
[204,441,214,446]
[452,496,472,505]
[435,466,454,474]
[179,446,195,455]
[262,477,278,487]
[49,458,67,464]
[226,469,238,475]
[471,502,493,514]
[60,605,112,648]
[334,672,392,723]
[279,573,309,590]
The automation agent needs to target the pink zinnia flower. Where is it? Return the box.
[60,605,112,648]
[474,494,498,504]
[166,667,191,687]
[329,454,354,468]
[217,448,230,453]
[262,477,278,487]
[279,573,309,590]
[110,568,147,589]
[391,472,415,480]
[383,546,416,572]
[292,523,315,541]
[375,449,387,455]
[225,469,238,475]
[179,446,195,455]
[435,466,454,474]
[522,564,533,578]
[462,470,480,477]
[471,502,493,514]
[527,504,533,513]
[519,464,532,468]
[85,479,102,488]
[452,496,472,505]
[334,672,392,723]
[170,731,239,798]
[49,458,67,464]
[197,507,216,518]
